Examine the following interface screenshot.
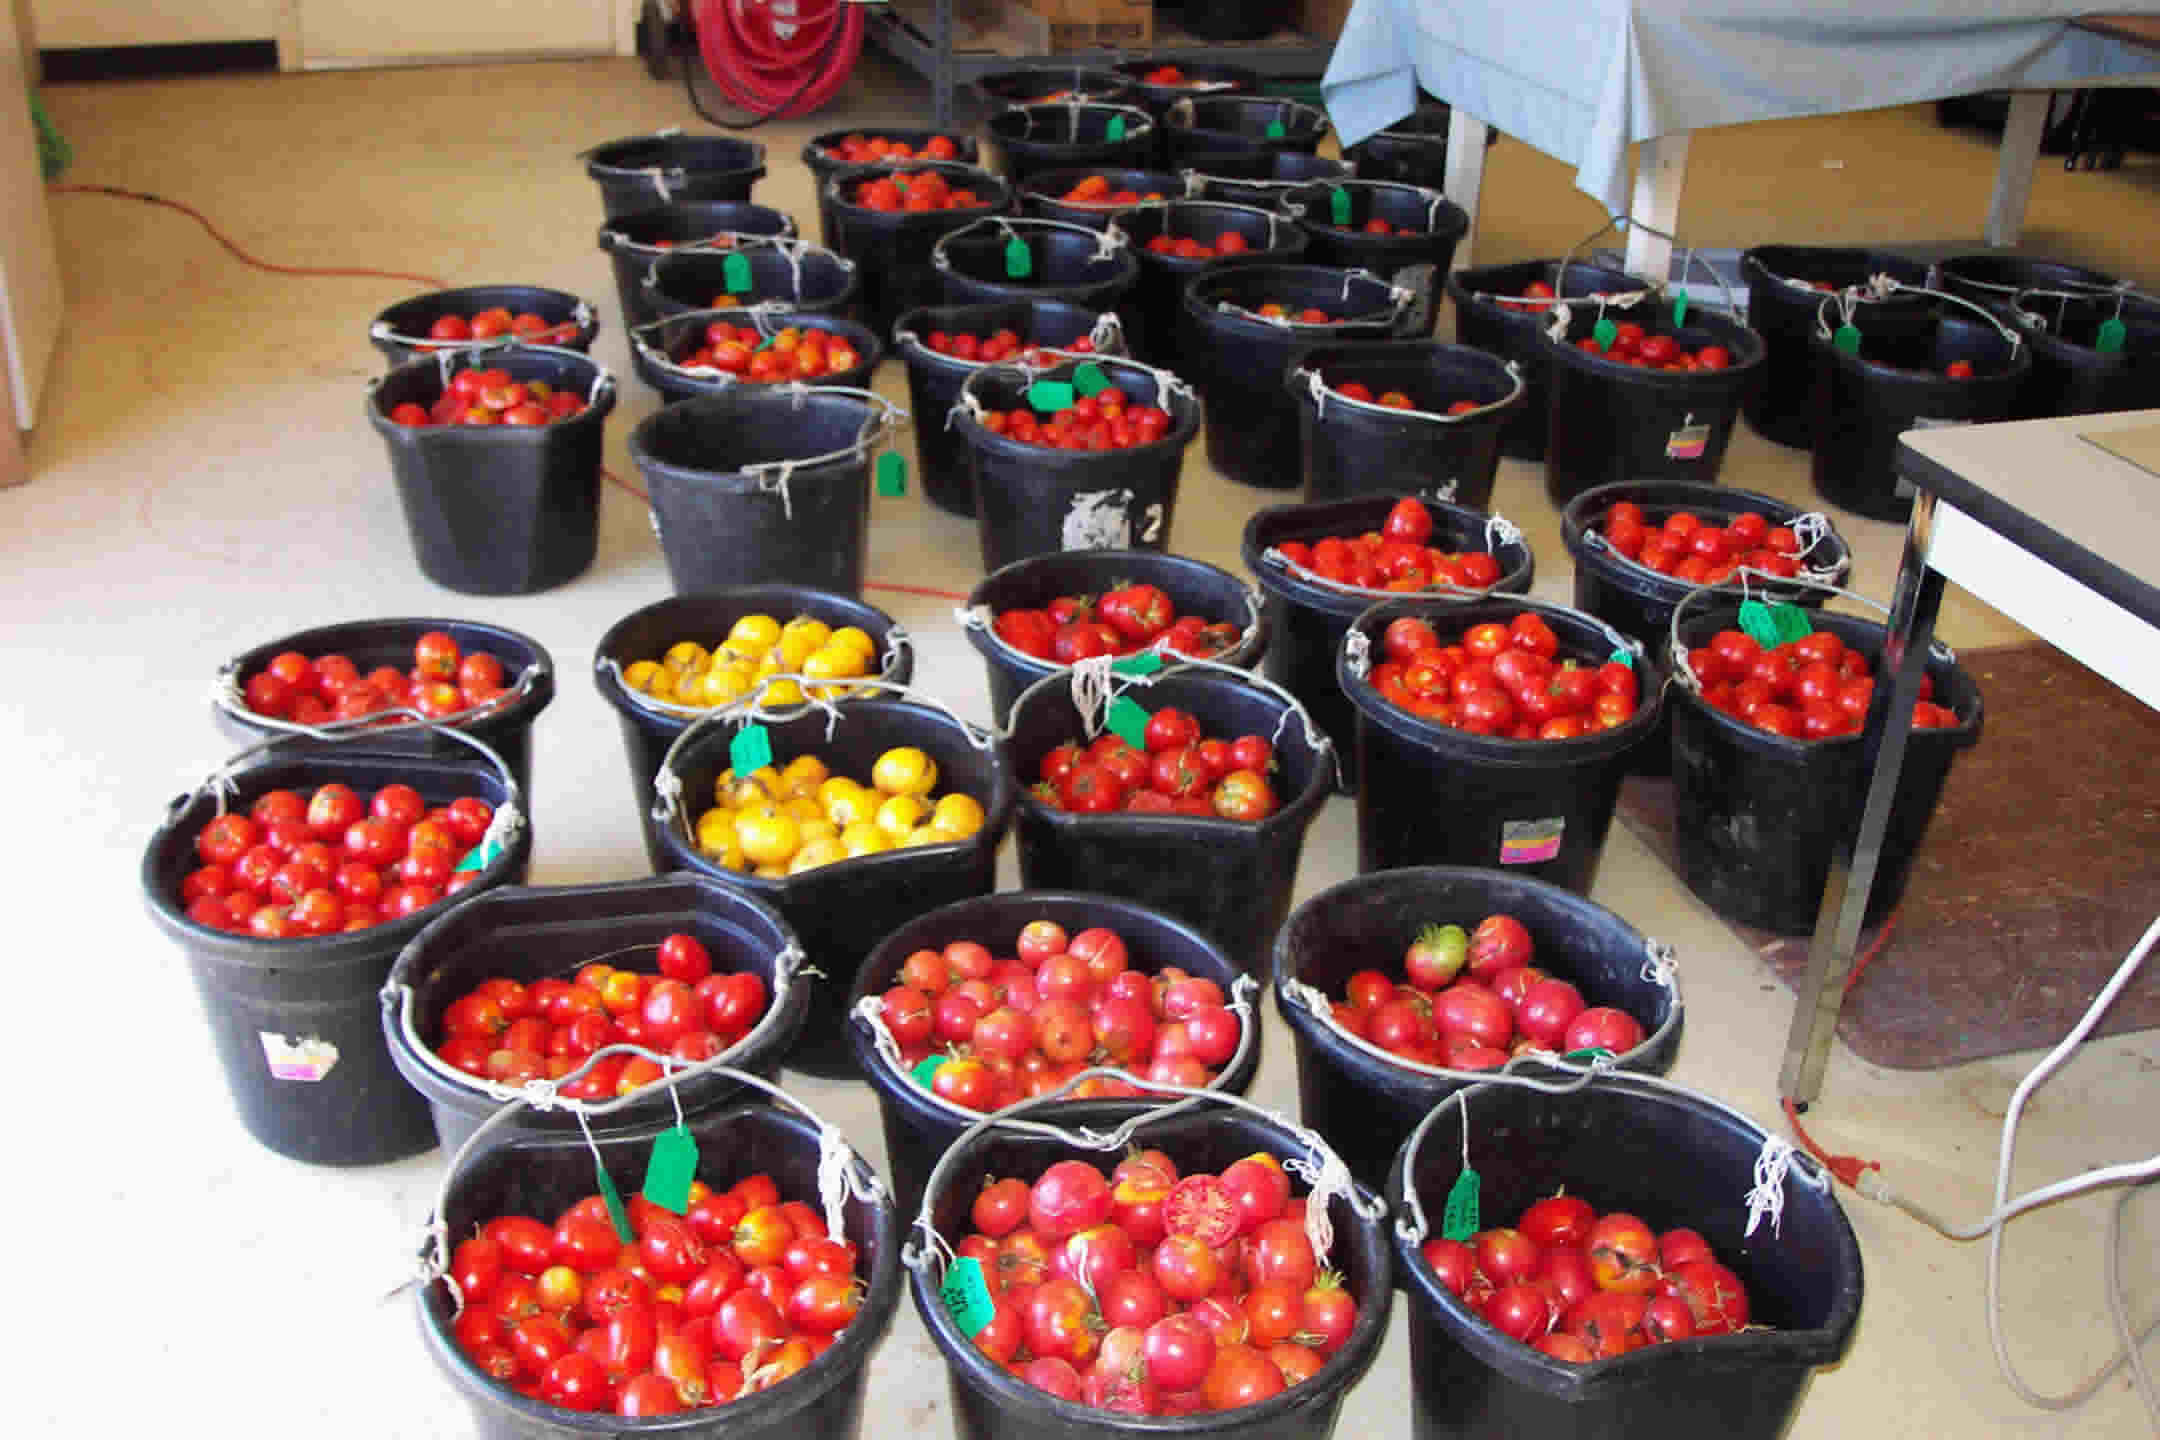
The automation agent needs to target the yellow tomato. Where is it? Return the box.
[829,625,877,660]
[787,836,846,874]
[784,795,827,824]
[930,792,986,838]
[752,862,789,879]
[778,618,833,670]
[645,669,680,704]
[840,822,894,856]
[875,793,930,839]
[623,660,662,693]
[727,613,782,655]
[796,818,840,847]
[763,678,806,707]
[698,667,752,707]
[663,641,710,674]
[818,779,877,827]
[780,754,830,796]
[716,773,774,810]
[735,809,801,867]
[899,825,951,849]
[694,807,736,854]
[801,645,868,683]
[872,746,939,797]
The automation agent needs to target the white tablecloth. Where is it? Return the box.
[1321,0,2160,216]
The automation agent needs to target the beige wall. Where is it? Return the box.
[29,0,277,49]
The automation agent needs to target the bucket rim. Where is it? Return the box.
[1277,177,1471,237]
[823,158,1013,217]
[1242,492,1538,617]
[582,132,767,179]
[642,240,859,312]
[961,545,1267,663]
[630,308,885,396]
[801,126,980,167]
[368,346,618,439]
[597,203,800,257]
[214,615,558,739]
[1183,263,1415,331]
[1558,479,1853,599]
[1804,310,2035,385]
[624,383,899,484]
[893,301,1128,375]
[1545,306,1768,375]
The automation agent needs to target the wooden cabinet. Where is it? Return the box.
[3,0,63,484]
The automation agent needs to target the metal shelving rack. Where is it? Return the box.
[864,1,1336,127]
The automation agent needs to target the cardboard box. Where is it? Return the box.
[1296,0,1352,40]
[1011,0,1151,53]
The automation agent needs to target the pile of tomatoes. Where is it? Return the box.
[1596,500,1807,584]
[1141,231,1251,259]
[239,631,513,728]
[923,329,1097,364]
[977,388,1174,451]
[878,919,1243,1109]
[1327,380,1475,415]
[1686,626,1959,739]
[1419,1194,1754,1360]
[621,611,879,711]
[1034,710,1281,821]
[689,748,986,876]
[1364,610,1643,739]
[389,368,591,429]
[445,1171,866,1415]
[849,169,987,214]
[181,782,494,937]
[1574,321,1733,372]
[1332,913,1645,1069]
[1496,279,1567,314]
[431,933,770,1094]
[953,1151,1360,1413]
[1138,65,1194,85]
[1254,303,1336,323]
[993,585,1242,664]
[421,307,579,347]
[822,133,962,164]
[673,321,863,384]
[1057,174,1168,208]
[1272,497,1504,592]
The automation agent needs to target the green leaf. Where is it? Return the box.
[1110,651,1164,677]
[1004,234,1033,279]
[940,1256,997,1337]
[1440,1168,1481,1242]
[1736,599,1781,650]
[1832,323,1862,354]
[2095,316,2127,354]
[722,251,753,295]
[641,1124,700,1214]
[1027,380,1076,413]
[1592,315,1617,350]
[730,721,774,775]
[1105,695,1151,751]
[1328,186,1351,226]
[875,452,908,497]
[1071,362,1112,397]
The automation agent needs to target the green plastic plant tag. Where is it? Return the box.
[1671,288,1689,326]
[1609,648,1633,669]
[940,1256,997,1337]
[1560,1047,1616,1064]
[1440,1168,1481,1241]
[453,839,500,874]
[1028,380,1076,412]
[912,1054,947,1089]
[1736,599,1781,649]
[1592,314,1618,350]
[642,1124,700,1214]
[1107,114,1127,141]
[730,721,774,776]
[1266,119,1287,138]
[753,333,777,352]
[1767,602,1813,646]
[722,251,753,295]
[1832,323,1862,354]
[1329,186,1351,226]
[1111,650,1164,677]
[595,1161,636,1244]
[1072,362,1112,397]
[1106,695,1151,751]
[875,452,908,496]
[2096,316,2127,353]
[1004,234,1033,279]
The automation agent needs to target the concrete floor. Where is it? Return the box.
[13,50,2158,1438]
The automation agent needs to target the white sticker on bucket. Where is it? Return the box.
[1063,488,1135,550]
[1665,421,1711,461]
[1500,818,1565,866]
[260,1032,338,1082]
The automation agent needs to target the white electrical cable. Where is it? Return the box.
[1852,912,2160,1423]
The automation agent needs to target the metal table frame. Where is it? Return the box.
[1779,411,2160,1103]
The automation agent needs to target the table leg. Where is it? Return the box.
[1779,489,1947,1104]
[1985,91,2050,246]
[1443,111,1490,275]
[1622,133,1688,283]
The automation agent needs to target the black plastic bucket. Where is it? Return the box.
[1343,108,1453,189]
[802,127,981,248]
[962,546,1268,722]
[593,585,915,870]
[1340,597,1662,894]
[1996,288,2160,418]
[954,355,1201,573]
[825,161,1015,334]
[597,202,799,332]
[369,285,599,369]
[1017,167,1184,229]
[383,873,811,1155]
[1934,252,2119,312]
[212,617,556,794]
[1285,340,1526,510]
[1279,180,1470,335]
[893,300,1129,517]
[1389,1074,1862,1440]
[652,697,1017,1077]
[1182,150,1354,208]
[987,103,1159,187]
[1560,480,1852,778]
[1668,605,1982,936]
[644,239,862,324]
[420,1098,900,1440]
[582,132,766,220]
[973,65,1137,110]
[1737,245,1932,448]
[1181,264,1420,491]
[1243,493,1534,789]
[368,344,615,596]
[845,890,1262,1216]
[141,734,531,1165]
[1542,304,1766,507]
[1107,200,1309,365]
[1274,865,1682,1191]
[630,307,885,405]
[1006,663,1335,975]
[1163,95,1329,172]
[912,1094,1390,1440]
[934,217,1142,336]
[1808,304,2032,522]
[1445,258,1648,463]
[625,384,903,597]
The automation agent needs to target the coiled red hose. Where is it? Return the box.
[694,0,862,119]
